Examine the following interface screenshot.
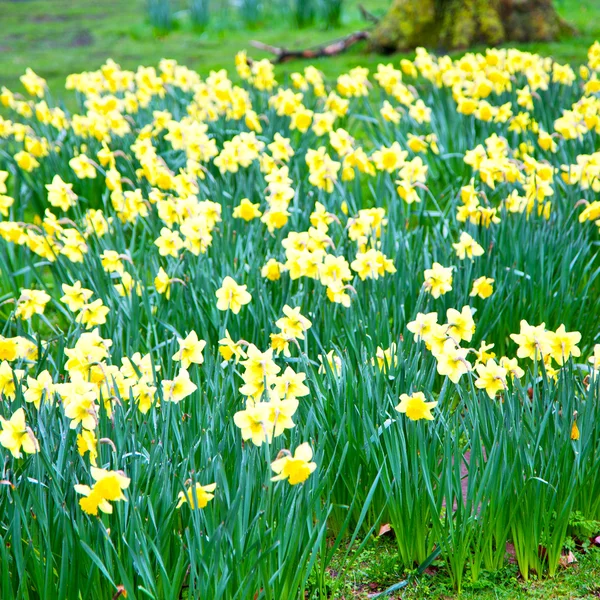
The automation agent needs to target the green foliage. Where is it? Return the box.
[147,0,173,31]
[320,0,345,29]
[1,5,600,597]
[189,0,210,30]
[239,0,262,28]
[1,0,599,101]
[294,0,317,28]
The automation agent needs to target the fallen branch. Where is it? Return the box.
[250,31,369,64]
[358,4,379,24]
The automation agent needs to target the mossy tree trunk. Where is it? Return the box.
[369,0,567,53]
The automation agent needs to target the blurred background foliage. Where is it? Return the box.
[0,0,599,103]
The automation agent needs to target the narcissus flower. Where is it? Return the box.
[0,193,14,217]
[15,289,51,320]
[318,350,342,376]
[216,276,252,314]
[233,198,262,221]
[14,151,39,172]
[101,250,125,274]
[261,258,286,281]
[172,331,206,369]
[275,305,312,340]
[69,154,96,179]
[475,359,508,398]
[218,330,247,364]
[77,429,98,466]
[571,420,580,441]
[270,332,291,357]
[20,68,46,97]
[436,340,471,383]
[372,142,407,172]
[395,392,437,421]
[326,280,352,308]
[24,370,53,409]
[547,324,581,366]
[63,389,98,430]
[161,369,197,403]
[0,361,21,400]
[474,341,496,364]
[233,402,273,446]
[177,482,216,509]
[372,344,397,370]
[351,248,396,280]
[499,356,525,379]
[76,298,109,329]
[154,227,184,257]
[446,306,476,343]
[74,467,130,515]
[589,344,600,371]
[0,408,40,458]
[407,312,438,342]
[380,100,401,124]
[154,266,172,299]
[46,175,78,211]
[271,442,316,485]
[0,337,18,361]
[239,346,281,399]
[453,231,484,260]
[470,276,494,299]
[133,381,157,414]
[510,320,551,361]
[319,254,352,287]
[60,281,93,312]
[114,272,142,297]
[274,366,309,400]
[263,395,298,437]
[423,263,453,298]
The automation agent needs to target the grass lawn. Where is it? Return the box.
[1,0,599,99]
[331,539,600,598]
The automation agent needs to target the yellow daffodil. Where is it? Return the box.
[172,331,207,368]
[470,276,494,299]
[60,281,93,312]
[215,276,252,314]
[0,408,40,458]
[436,340,471,383]
[271,443,316,485]
[395,392,438,421]
[177,482,216,509]
[75,467,130,515]
[547,324,581,366]
[510,320,551,361]
[475,359,508,398]
[233,198,262,221]
[423,263,453,298]
[161,368,197,403]
[15,289,51,320]
[453,232,484,260]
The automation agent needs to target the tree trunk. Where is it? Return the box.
[369,0,569,54]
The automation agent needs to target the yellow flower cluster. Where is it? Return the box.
[1,39,600,526]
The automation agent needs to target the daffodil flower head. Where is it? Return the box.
[271,443,316,485]
[177,482,216,509]
[395,392,438,421]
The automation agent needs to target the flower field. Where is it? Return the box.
[1,41,600,599]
